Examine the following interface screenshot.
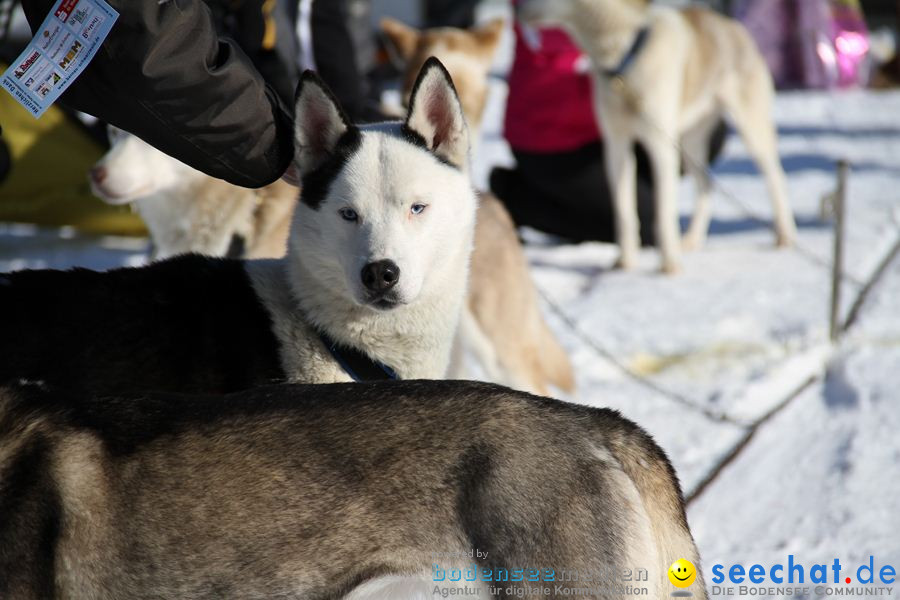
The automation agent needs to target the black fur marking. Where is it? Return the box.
[399,123,458,170]
[399,123,429,151]
[294,69,362,210]
[453,443,497,563]
[299,126,363,210]
[225,234,246,258]
[0,255,285,396]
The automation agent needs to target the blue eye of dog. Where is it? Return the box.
[339,208,358,222]
[411,204,427,215]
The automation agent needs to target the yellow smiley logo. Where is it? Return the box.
[668,559,697,588]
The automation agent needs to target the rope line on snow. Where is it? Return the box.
[535,286,738,424]
[536,243,900,502]
[534,232,899,429]
[684,374,820,505]
[685,245,900,502]
[841,234,900,334]
[530,91,900,434]
[523,74,900,502]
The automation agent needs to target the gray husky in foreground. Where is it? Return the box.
[0,380,705,599]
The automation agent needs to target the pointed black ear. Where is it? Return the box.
[293,71,353,176]
[404,57,470,170]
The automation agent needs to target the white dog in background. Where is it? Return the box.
[519,0,798,274]
[90,127,295,260]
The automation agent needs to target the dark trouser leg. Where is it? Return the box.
[490,142,656,245]
[311,0,366,121]
[423,0,479,28]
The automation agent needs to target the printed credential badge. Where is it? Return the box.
[44,30,74,63]
[57,39,83,71]
[36,22,62,51]
[69,3,95,28]
[54,0,79,23]
[1,0,117,117]
[21,57,54,91]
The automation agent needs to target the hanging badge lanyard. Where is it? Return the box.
[1,0,118,118]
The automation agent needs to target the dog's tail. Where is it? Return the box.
[599,414,707,598]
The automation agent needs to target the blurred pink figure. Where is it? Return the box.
[734,0,870,89]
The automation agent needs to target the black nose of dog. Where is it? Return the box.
[361,260,400,293]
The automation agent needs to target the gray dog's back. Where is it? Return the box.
[0,380,705,599]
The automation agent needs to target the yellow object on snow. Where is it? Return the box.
[0,80,146,235]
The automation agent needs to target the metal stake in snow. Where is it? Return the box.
[829,160,850,342]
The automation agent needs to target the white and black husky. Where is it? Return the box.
[0,58,477,394]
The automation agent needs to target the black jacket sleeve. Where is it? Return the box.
[21,0,294,188]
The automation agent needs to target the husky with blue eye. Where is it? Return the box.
[0,58,478,393]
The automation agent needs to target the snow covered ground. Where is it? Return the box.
[487,88,900,597]
[2,17,900,598]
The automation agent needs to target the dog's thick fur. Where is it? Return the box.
[463,193,574,393]
[0,255,284,394]
[0,379,706,599]
[383,18,575,394]
[519,0,798,273]
[90,136,575,396]
[0,59,477,393]
[90,128,295,260]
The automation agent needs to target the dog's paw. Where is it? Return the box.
[661,260,683,276]
[614,254,638,271]
[681,234,704,252]
[775,233,795,248]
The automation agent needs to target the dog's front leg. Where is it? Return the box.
[681,117,720,252]
[606,139,640,270]
[644,136,683,274]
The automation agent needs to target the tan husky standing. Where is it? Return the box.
[383,17,575,394]
[519,0,798,274]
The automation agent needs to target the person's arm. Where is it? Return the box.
[21,0,293,187]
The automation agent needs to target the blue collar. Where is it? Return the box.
[603,26,651,79]
[317,330,399,382]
